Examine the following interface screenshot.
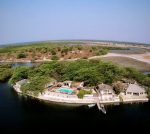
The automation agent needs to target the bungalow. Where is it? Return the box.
[125,83,147,97]
[95,84,116,100]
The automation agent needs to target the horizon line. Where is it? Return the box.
[0,39,150,46]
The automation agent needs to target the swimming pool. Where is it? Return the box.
[57,87,73,94]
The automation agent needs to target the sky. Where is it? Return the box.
[0,0,150,44]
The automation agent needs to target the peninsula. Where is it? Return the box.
[0,41,150,113]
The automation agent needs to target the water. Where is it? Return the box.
[57,87,74,94]
[110,47,150,54]
[12,62,34,68]
[0,62,150,133]
[0,82,150,132]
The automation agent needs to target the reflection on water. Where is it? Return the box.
[12,62,34,68]
[0,61,150,132]
[0,82,150,132]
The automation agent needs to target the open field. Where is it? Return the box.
[101,57,150,72]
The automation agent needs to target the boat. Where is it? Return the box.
[99,104,106,114]
[88,104,96,108]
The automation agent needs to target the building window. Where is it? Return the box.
[133,93,139,96]
[127,92,132,95]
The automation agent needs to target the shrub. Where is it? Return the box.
[77,45,83,50]
[82,56,88,59]
[61,47,69,55]
[17,53,27,59]
[96,49,108,56]
[0,64,12,82]
[50,49,56,55]
[77,89,92,99]
[51,55,59,60]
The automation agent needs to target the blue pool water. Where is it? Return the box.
[57,87,73,94]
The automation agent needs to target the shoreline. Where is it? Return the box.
[0,52,150,65]
[13,85,149,107]
[89,52,150,64]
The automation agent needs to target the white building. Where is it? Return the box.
[63,81,72,88]
[96,84,116,100]
[125,83,147,97]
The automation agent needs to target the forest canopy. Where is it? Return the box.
[6,60,150,95]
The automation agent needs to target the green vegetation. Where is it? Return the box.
[124,67,150,87]
[77,89,92,99]
[51,55,59,60]
[1,41,132,62]
[6,58,150,97]
[0,64,12,82]
[9,67,29,85]
[1,41,149,97]
[17,53,27,58]
[10,60,150,87]
[50,49,56,55]
[96,49,108,56]
[21,76,50,96]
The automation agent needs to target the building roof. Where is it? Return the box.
[97,84,113,91]
[126,84,145,93]
[64,81,72,83]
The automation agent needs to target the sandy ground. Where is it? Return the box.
[1,52,150,67]
[89,52,150,64]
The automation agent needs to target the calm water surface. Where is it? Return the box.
[0,63,150,133]
[0,82,150,132]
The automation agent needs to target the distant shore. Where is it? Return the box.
[89,52,150,64]
[1,52,150,64]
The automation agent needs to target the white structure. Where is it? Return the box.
[125,83,147,97]
[15,79,28,89]
[63,81,72,88]
[96,84,116,100]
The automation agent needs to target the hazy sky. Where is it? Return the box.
[0,0,150,44]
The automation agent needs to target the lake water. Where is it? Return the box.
[0,82,150,133]
[0,62,150,133]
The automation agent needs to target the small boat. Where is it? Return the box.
[100,104,106,114]
[88,104,96,108]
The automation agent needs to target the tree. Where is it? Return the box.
[0,64,12,82]
[96,48,108,56]
[21,76,50,96]
[17,53,27,59]
[50,49,56,55]
[97,62,125,84]
[74,68,103,86]
[112,81,126,94]
[77,45,83,50]
[61,47,69,55]
[124,67,146,84]
[9,67,29,84]
[142,77,150,87]
[51,55,59,60]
